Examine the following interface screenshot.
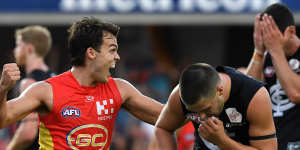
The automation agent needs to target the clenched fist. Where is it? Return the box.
[0,63,20,91]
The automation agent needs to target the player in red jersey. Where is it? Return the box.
[0,17,163,150]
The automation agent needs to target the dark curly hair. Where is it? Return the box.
[68,16,120,66]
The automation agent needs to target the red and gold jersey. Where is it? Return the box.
[177,122,195,150]
[39,71,122,150]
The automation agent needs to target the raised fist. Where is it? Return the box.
[0,63,21,91]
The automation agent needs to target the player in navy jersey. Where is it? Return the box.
[7,25,53,150]
[246,3,300,150]
[155,63,277,150]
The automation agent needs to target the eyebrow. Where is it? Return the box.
[109,43,118,49]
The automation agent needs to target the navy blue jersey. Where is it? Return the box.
[264,49,300,150]
[181,66,265,150]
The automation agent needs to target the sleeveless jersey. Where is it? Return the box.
[26,69,55,150]
[264,49,300,150]
[181,66,265,150]
[39,71,122,150]
[177,122,195,150]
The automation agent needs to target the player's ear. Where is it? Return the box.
[284,26,296,39]
[26,43,35,54]
[86,47,97,59]
[216,84,223,96]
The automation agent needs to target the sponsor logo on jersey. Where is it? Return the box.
[269,59,300,117]
[289,59,300,70]
[264,66,275,78]
[270,80,295,117]
[66,124,109,150]
[61,107,81,119]
[225,108,242,123]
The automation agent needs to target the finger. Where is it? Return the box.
[254,14,261,32]
[4,63,18,69]
[10,76,20,81]
[269,16,281,33]
[201,121,214,134]
[7,71,20,77]
[3,65,20,73]
[198,124,206,135]
[266,15,273,31]
[263,15,271,33]
[261,19,269,38]
[206,117,218,130]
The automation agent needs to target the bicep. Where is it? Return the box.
[5,82,49,126]
[247,87,277,149]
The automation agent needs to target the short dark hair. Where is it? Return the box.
[179,63,221,105]
[68,16,120,66]
[261,3,295,33]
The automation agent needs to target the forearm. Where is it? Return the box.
[246,51,265,81]
[271,53,300,102]
[6,136,34,150]
[155,127,177,150]
[7,113,38,150]
[0,87,8,128]
[125,97,163,125]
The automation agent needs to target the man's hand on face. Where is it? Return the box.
[261,14,286,56]
[254,13,266,54]
[198,117,227,145]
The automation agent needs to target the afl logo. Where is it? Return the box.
[61,107,81,119]
[66,124,109,150]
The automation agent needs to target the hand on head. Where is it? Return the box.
[254,13,266,54]
[261,14,285,55]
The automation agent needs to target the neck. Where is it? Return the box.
[71,66,97,86]
[219,73,231,102]
[25,56,48,75]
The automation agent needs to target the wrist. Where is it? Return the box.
[251,50,264,65]
[0,85,8,93]
[216,134,231,149]
[269,48,285,58]
[254,48,265,56]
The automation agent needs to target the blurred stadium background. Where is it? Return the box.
[0,0,299,149]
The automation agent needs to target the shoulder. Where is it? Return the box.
[113,78,131,87]
[19,81,53,112]
[113,78,136,102]
[166,85,182,111]
[113,78,135,92]
[20,81,53,103]
[249,86,270,106]
[247,86,272,120]
[169,85,180,100]
[22,81,53,97]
